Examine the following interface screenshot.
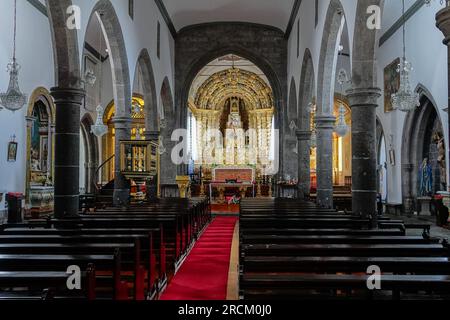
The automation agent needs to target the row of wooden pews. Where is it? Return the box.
[0,197,211,301]
[239,198,450,300]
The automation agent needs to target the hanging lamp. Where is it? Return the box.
[0,0,27,111]
[91,13,108,138]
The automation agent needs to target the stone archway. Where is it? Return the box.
[401,89,446,213]
[176,23,286,176]
[80,114,99,194]
[376,118,388,203]
[297,48,316,199]
[160,77,177,186]
[315,0,347,208]
[135,49,159,135]
[87,0,132,205]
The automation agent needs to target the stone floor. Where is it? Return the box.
[386,213,450,239]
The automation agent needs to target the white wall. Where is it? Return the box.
[0,0,54,211]
[376,1,448,204]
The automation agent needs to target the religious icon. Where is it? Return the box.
[7,142,17,162]
[384,58,400,113]
[419,158,433,197]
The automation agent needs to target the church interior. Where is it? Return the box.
[1,0,450,303]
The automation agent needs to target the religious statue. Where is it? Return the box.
[419,158,433,196]
[433,132,446,190]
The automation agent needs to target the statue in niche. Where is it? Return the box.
[419,157,433,197]
[433,132,446,190]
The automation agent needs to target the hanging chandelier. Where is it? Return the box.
[91,12,108,138]
[91,104,108,137]
[0,0,27,112]
[334,69,349,137]
[391,0,420,112]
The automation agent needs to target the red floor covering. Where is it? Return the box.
[160,217,238,300]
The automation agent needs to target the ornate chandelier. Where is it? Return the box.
[91,104,108,137]
[91,12,108,138]
[391,0,420,112]
[0,0,27,112]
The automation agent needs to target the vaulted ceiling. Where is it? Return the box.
[161,0,296,32]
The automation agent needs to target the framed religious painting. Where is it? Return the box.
[7,141,18,162]
[384,58,400,113]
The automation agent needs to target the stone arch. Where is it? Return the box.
[316,0,346,115]
[180,46,283,129]
[315,0,348,208]
[401,86,445,213]
[135,49,158,133]
[297,48,316,199]
[160,77,177,185]
[86,0,131,204]
[45,0,81,88]
[298,48,316,130]
[80,114,99,194]
[283,77,299,180]
[351,0,384,89]
[87,0,131,119]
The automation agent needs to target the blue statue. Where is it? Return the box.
[419,158,433,196]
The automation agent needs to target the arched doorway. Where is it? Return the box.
[25,87,55,218]
[402,92,446,213]
[186,54,276,202]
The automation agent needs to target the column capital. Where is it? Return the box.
[315,115,336,129]
[437,6,450,45]
[295,130,312,141]
[111,116,132,129]
[50,87,85,104]
[346,87,381,107]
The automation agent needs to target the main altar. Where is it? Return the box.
[188,89,276,203]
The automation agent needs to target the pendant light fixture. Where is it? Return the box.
[0,0,27,112]
[91,13,108,138]
[391,0,420,112]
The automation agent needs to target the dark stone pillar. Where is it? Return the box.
[296,130,312,200]
[347,88,381,228]
[437,5,450,193]
[112,117,131,206]
[401,163,415,214]
[315,116,335,208]
[50,87,85,218]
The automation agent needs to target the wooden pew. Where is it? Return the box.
[0,264,96,301]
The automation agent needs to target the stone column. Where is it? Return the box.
[401,163,415,214]
[296,130,312,199]
[50,87,85,218]
[112,117,131,206]
[437,5,450,192]
[315,115,335,208]
[347,88,381,227]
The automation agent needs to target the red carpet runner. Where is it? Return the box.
[160,217,238,300]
